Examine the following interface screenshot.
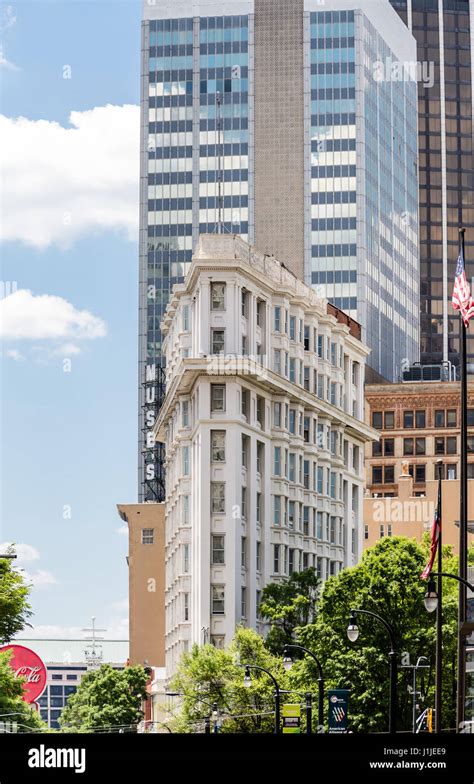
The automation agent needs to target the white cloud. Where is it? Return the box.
[26,618,129,640]
[116,525,128,537]
[5,348,24,361]
[0,542,57,590]
[0,104,139,248]
[1,5,17,31]
[0,45,17,70]
[0,289,106,341]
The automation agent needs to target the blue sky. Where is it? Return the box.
[1,0,144,639]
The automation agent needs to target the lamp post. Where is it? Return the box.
[347,608,398,734]
[239,663,281,734]
[283,644,324,731]
[424,571,474,733]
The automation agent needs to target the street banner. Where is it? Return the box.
[328,689,349,733]
[282,703,301,734]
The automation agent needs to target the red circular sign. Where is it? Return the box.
[0,644,47,703]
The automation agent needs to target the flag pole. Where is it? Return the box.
[435,459,443,733]
[457,226,468,732]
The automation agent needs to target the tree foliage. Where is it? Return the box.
[59,664,148,732]
[0,547,33,644]
[291,538,460,733]
[258,567,320,654]
[168,627,293,733]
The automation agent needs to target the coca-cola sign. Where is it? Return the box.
[0,644,47,703]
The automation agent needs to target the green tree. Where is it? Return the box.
[169,627,292,733]
[59,664,148,732]
[0,649,47,731]
[259,567,320,654]
[0,547,33,644]
[287,538,459,733]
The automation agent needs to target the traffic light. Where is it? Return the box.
[427,708,433,733]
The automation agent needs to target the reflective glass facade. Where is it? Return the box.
[308,8,419,381]
[391,0,474,368]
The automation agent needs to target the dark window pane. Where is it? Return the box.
[404,438,414,456]
[447,410,457,428]
[416,438,426,455]
[435,437,445,455]
[372,412,382,429]
[415,410,426,428]
[447,437,457,455]
[384,465,395,484]
[415,464,426,483]
[372,441,382,457]
[404,410,414,428]
[372,466,383,484]
[435,410,445,428]
[384,439,395,456]
[384,411,394,429]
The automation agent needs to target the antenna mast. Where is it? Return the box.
[81,616,106,671]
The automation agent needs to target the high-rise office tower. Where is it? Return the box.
[139,0,419,501]
[390,0,474,368]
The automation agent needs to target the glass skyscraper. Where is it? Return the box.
[139,0,419,500]
[390,0,474,369]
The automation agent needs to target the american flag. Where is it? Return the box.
[452,246,474,326]
[420,500,441,581]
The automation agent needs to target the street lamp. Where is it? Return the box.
[282,644,325,731]
[424,572,474,614]
[238,663,281,734]
[347,608,398,735]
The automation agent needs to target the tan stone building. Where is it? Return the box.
[363,379,474,554]
[365,380,474,497]
[117,503,166,668]
[363,473,474,555]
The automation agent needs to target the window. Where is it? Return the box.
[241,486,247,519]
[303,506,309,536]
[183,495,190,525]
[182,446,190,475]
[372,466,383,484]
[304,325,310,350]
[274,349,281,375]
[211,384,225,412]
[447,437,457,454]
[304,366,310,391]
[289,548,295,574]
[256,493,261,523]
[330,472,336,498]
[290,316,296,340]
[404,438,414,456]
[273,495,281,526]
[415,410,426,428]
[274,306,281,332]
[241,289,248,318]
[330,516,336,544]
[304,417,310,443]
[256,300,265,327]
[141,528,154,545]
[289,409,296,434]
[468,436,474,453]
[380,525,385,538]
[184,593,189,621]
[182,304,190,331]
[51,674,62,681]
[384,411,394,429]
[447,410,457,428]
[211,329,225,354]
[384,465,395,483]
[468,409,474,427]
[364,524,369,540]
[257,396,265,428]
[288,500,295,529]
[435,437,445,455]
[372,440,382,457]
[387,525,392,537]
[241,537,246,568]
[415,464,426,483]
[372,412,382,429]
[242,335,247,355]
[274,447,281,476]
[289,358,296,383]
[182,400,189,427]
[330,382,337,406]
[384,439,395,456]
[317,466,324,494]
[256,541,261,572]
[289,453,296,482]
[241,587,246,619]
[468,464,474,479]
[416,438,426,456]
[404,410,414,428]
[211,535,225,565]
[273,545,280,574]
[241,434,249,468]
[447,465,457,480]
[435,410,445,428]
[211,482,225,514]
[274,402,282,428]
[241,388,250,420]
[303,460,310,489]
[183,544,189,573]
[211,283,225,310]
[257,442,264,475]
[317,335,323,357]
[212,585,225,614]
[211,430,226,462]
